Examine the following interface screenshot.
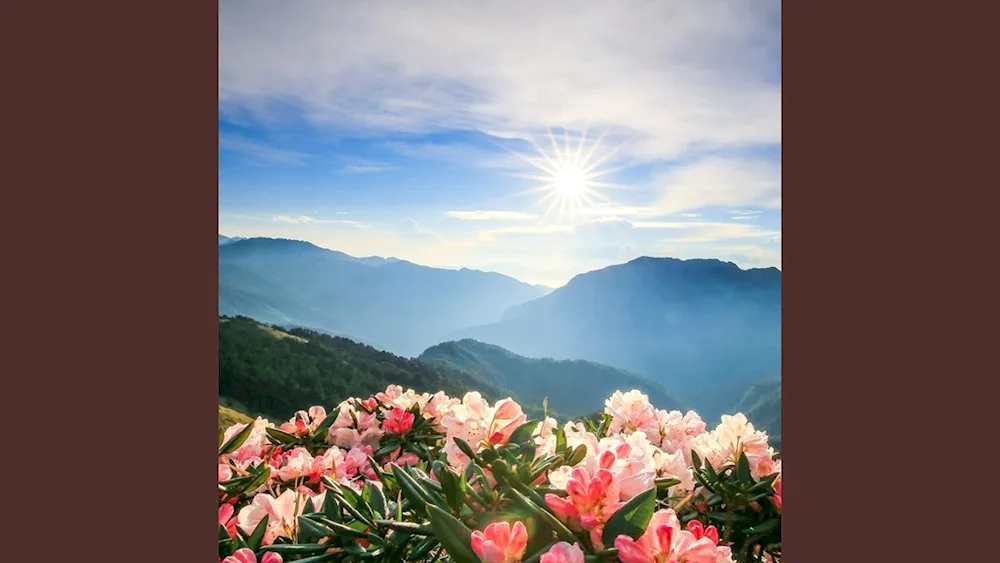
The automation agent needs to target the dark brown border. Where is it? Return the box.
[3,0,986,560]
[2,1,219,560]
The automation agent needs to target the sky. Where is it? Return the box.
[218,0,781,288]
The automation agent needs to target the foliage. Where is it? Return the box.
[220,404,253,433]
[218,385,781,563]
[419,339,686,418]
[219,316,522,421]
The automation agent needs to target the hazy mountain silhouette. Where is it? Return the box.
[419,339,687,418]
[219,234,244,245]
[218,237,551,355]
[449,257,781,418]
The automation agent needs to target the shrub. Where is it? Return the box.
[218,386,781,563]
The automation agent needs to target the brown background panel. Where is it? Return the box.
[1,0,220,560]
[1,0,990,560]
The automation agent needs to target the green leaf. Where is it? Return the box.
[555,428,567,453]
[655,478,681,490]
[453,437,479,461]
[219,420,256,455]
[374,520,434,535]
[746,518,781,535]
[246,513,269,551]
[266,427,299,445]
[298,516,331,544]
[302,497,316,515]
[280,553,339,563]
[218,524,231,542]
[439,467,465,511]
[364,481,388,518]
[597,413,612,437]
[262,543,332,556]
[736,452,752,483]
[218,428,225,448]
[567,444,587,466]
[426,504,479,563]
[390,464,434,511]
[506,487,577,543]
[690,450,702,470]
[311,409,337,441]
[508,419,541,445]
[602,487,657,546]
[243,466,271,495]
[407,537,439,561]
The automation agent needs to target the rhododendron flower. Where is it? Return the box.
[222,417,273,464]
[441,392,495,467]
[545,466,623,531]
[383,407,415,434]
[470,521,528,563]
[773,470,782,512]
[486,398,527,444]
[539,542,585,563]
[614,509,733,563]
[219,463,233,482]
[655,409,707,464]
[222,548,283,563]
[237,489,320,546]
[219,503,238,538]
[605,390,660,440]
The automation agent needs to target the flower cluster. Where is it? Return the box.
[218,386,781,563]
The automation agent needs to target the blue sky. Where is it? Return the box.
[219,0,781,287]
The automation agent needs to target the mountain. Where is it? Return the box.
[219,234,244,245]
[449,257,781,420]
[733,378,781,450]
[219,315,520,422]
[218,238,551,356]
[419,339,687,418]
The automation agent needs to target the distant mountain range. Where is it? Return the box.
[419,339,686,418]
[219,316,513,421]
[219,234,245,245]
[449,257,781,420]
[218,237,550,355]
[217,235,781,424]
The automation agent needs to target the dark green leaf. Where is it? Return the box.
[390,464,434,510]
[427,504,480,563]
[506,487,577,543]
[218,524,230,542]
[364,481,388,518]
[736,452,752,484]
[602,487,657,546]
[453,437,478,461]
[266,427,299,444]
[247,513,269,551]
[508,420,541,445]
[297,516,331,544]
[219,420,256,455]
[262,543,332,556]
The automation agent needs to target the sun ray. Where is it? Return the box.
[489,126,632,218]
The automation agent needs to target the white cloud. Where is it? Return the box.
[219,0,780,161]
[446,210,538,221]
[219,135,311,165]
[271,215,369,227]
[652,156,781,214]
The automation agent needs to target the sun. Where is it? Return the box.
[501,127,627,218]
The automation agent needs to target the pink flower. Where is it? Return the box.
[614,510,729,563]
[487,398,527,445]
[360,398,378,412]
[539,542,585,563]
[383,407,415,435]
[219,504,238,538]
[219,463,233,482]
[772,471,782,512]
[544,466,623,532]
[222,548,283,563]
[470,521,528,563]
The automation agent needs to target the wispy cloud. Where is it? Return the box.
[272,215,369,227]
[337,157,393,174]
[446,210,538,221]
[652,156,781,214]
[219,134,311,165]
[219,0,780,161]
